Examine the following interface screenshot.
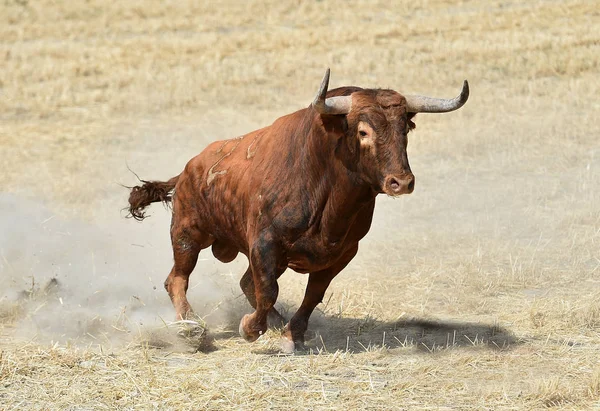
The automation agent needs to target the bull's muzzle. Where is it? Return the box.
[384,174,415,196]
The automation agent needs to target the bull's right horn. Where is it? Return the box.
[312,68,352,115]
[405,80,469,113]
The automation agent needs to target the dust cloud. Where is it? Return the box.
[0,113,272,350]
[0,192,248,348]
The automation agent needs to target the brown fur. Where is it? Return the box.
[127,85,446,351]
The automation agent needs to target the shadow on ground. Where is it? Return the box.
[305,313,519,353]
[158,307,521,355]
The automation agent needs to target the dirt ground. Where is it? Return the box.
[1,0,599,409]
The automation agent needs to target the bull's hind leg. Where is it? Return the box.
[239,267,286,328]
[164,221,213,321]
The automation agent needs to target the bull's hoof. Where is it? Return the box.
[280,337,296,354]
[239,314,264,342]
[175,319,207,339]
[280,324,306,353]
[280,337,306,354]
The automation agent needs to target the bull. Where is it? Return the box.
[127,69,469,352]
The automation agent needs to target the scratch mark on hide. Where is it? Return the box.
[207,137,243,186]
[247,136,260,159]
[257,194,263,217]
[215,141,228,154]
[176,236,193,252]
[207,167,226,185]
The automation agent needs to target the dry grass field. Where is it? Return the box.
[1,0,599,409]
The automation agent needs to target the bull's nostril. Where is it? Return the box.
[385,175,414,194]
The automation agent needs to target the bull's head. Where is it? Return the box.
[312,69,469,196]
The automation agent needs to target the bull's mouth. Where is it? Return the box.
[382,174,415,196]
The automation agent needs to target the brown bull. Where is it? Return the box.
[127,69,469,352]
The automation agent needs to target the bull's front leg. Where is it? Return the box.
[281,244,359,353]
[239,234,286,342]
[239,267,287,328]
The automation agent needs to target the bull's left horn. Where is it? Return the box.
[312,68,352,115]
[405,80,469,113]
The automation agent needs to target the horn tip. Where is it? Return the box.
[322,68,331,86]
[460,80,469,102]
[314,68,331,108]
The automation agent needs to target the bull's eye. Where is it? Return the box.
[359,130,368,137]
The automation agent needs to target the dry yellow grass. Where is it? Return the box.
[1,0,600,409]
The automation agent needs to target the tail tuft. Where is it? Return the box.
[127,175,179,221]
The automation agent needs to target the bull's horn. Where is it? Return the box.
[405,80,469,113]
[312,68,352,115]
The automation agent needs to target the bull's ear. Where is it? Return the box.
[330,117,359,168]
[407,113,417,132]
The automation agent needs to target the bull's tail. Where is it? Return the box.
[127,175,179,221]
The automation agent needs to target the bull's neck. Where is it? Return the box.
[299,115,376,231]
